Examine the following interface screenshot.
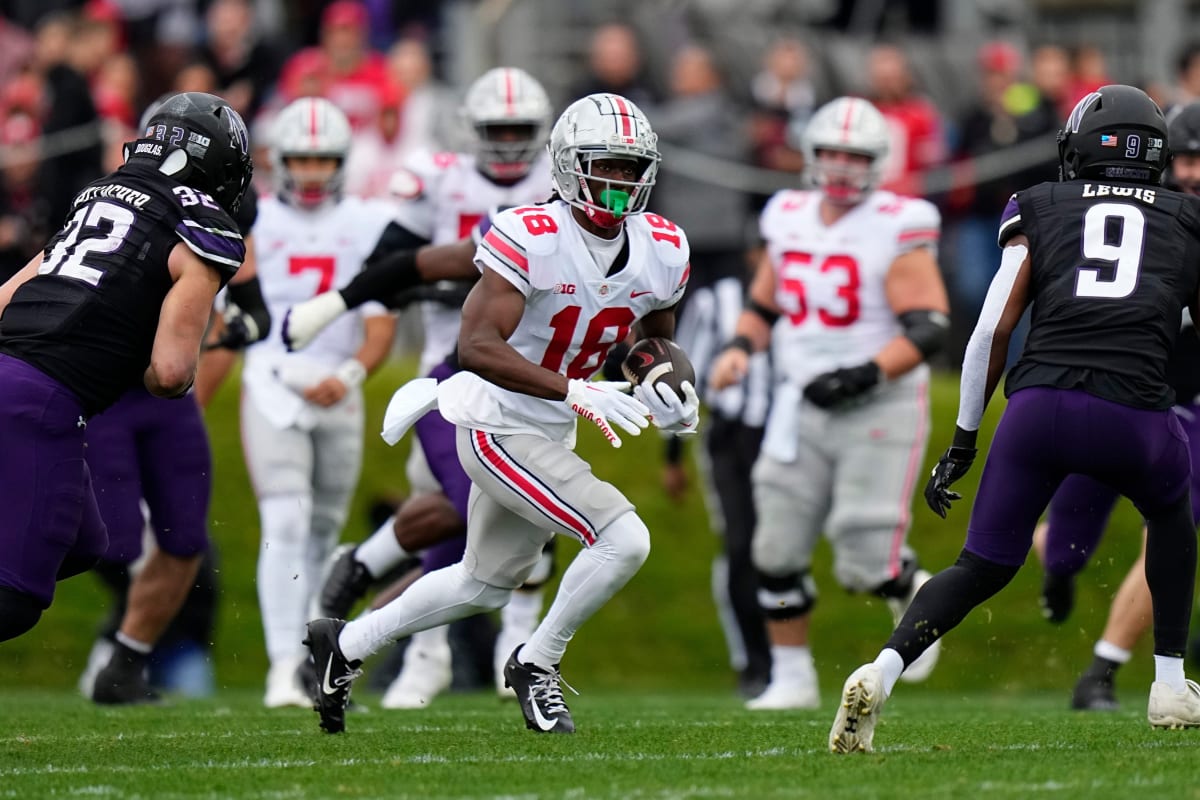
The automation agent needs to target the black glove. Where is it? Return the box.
[802,361,881,408]
[206,313,256,351]
[924,427,978,518]
[601,339,632,382]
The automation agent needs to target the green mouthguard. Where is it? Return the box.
[599,189,630,216]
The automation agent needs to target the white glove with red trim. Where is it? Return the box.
[566,379,650,448]
[635,380,700,436]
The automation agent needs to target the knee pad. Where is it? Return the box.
[454,563,513,612]
[872,558,920,600]
[756,570,817,620]
[596,511,651,573]
[0,586,44,642]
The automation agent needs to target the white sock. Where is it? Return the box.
[338,563,509,663]
[522,512,650,668]
[1095,640,1132,664]
[1154,654,1187,693]
[355,515,408,578]
[874,648,905,696]
[770,645,814,681]
[408,624,449,654]
[257,493,313,665]
[115,631,153,654]
[501,588,543,639]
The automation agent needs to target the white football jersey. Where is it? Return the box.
[760,188,940,389]
[437,201,691,444]
[243,194,394,428]
[389,150,553,374]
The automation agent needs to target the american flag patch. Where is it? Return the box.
[1100,134,1118,147]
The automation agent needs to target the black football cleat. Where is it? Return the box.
[91,658,162,706]
[303,619,362,734]
[503,646,577,734]
[318,545,373,620]
[1072,671,1119,711]
[1039,572,1075,624]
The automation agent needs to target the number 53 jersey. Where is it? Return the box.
[437,201,691,445]
[1001,180,1200,410]
[759,188,940,391]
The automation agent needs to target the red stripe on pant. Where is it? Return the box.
[473,430,596,545]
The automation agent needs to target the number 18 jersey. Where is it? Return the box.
[1001,180,1200,410]
[760,188,940,389]
[437,201,690,445]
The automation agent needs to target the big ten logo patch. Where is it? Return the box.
[554,283,577,295]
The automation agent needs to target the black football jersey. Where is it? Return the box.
[1000,180,1200,409]
[0,161,244,414]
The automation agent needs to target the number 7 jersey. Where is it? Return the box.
[1001,180,1200,409]
[437,200,690,445]
[760,188,940,390]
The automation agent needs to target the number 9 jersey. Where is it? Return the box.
[0,160,245,415]
[1000,180,1200,410]
[437,200,690,445]
[760,188,940,391]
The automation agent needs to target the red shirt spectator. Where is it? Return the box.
[866,45,945,198]
[277,1,389,130]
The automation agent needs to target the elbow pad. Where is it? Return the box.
[899,309,950,359]
[226,276,271,345]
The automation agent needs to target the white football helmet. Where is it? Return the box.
[803,96,890,204]
[549,93,659,227]
[462,67,552,182]
[270,96,352,208]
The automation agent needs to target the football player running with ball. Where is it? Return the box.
[305,93,698,734]
[831,85,1200,754]
[711,96,951,710]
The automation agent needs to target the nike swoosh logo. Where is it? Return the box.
[322,657,339,695]
[630,290,654,298]
[529,699,558,731]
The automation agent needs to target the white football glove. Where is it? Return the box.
[566,379,650,448]
[635,380,700,436]
[281,291,347,352]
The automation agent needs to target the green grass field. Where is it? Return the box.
[0,366,1189,798]
[2,689,1198,799]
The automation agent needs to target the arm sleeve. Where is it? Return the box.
[956,242,1027,432]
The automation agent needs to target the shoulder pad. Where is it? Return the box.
[631,212,690,268]
[175,205,245,283]
[498,204,563,257]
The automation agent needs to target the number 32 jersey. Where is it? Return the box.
[437,201,690,445]
[1001,180,1200,409]
[760,188,940,389]
[0,161,243,415]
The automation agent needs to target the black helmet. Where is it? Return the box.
[1166,101,1200,193]
[127,92,253,214]
[1057,84,1168,185]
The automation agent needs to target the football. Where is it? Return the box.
[621,337,696,400]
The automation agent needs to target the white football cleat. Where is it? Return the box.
[745,660,820,710]
[1148,679,1200,728]
[829,663,888,753]
[888,569,942,683]
[381,639,453,709]
[264,658,313,709]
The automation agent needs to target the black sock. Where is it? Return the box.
[1144,492,1197,658]
[885,549,1020,666]
[1082,655,1121,683]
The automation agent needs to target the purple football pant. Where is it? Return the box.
[1042,401,1200,576]
[967,387,1191,567]
[0,354,108,608]
[413,360,470,571]
[86,387,212,563]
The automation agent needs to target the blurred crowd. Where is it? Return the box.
[3,1,1200,355]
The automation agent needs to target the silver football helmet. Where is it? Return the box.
[461,67,552,182]
[803,96,890,204]
[270,96,352,208]
[549,93,659,227]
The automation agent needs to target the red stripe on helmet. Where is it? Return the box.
[504,69,515,116]
[839,99,856,143]
[309,99,319,148]
[610,95,633,138]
